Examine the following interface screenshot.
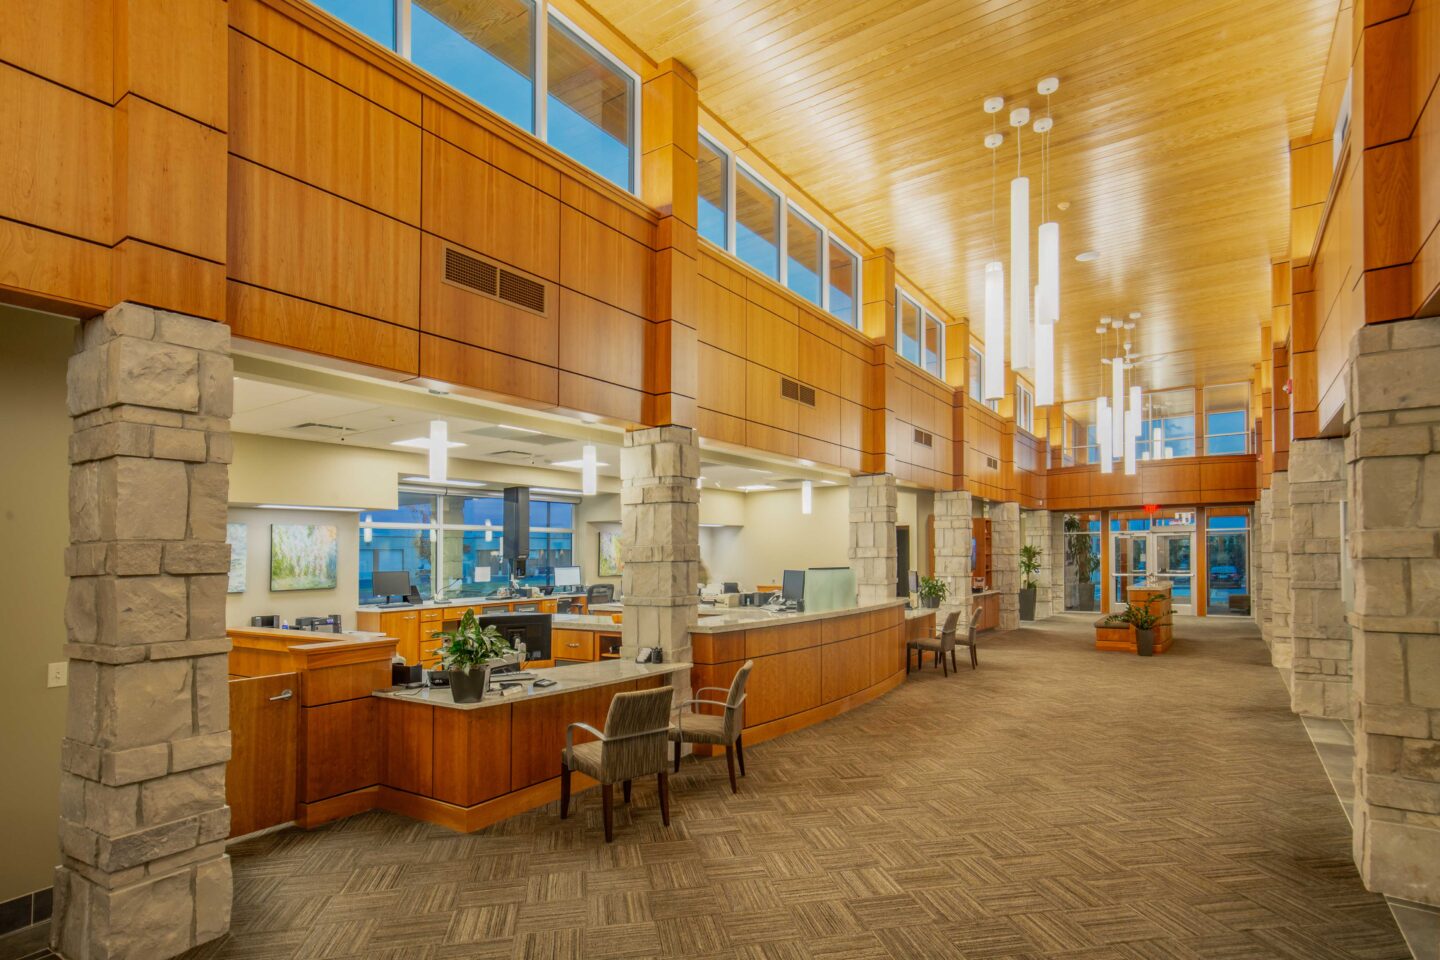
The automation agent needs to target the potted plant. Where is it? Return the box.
[918,575,948,609]
[1120,601,1160,656]
[430,608,516,703]
[1065,515,1098,612]
[1018,544,1042,620]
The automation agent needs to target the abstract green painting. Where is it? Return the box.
[270,523,338,591]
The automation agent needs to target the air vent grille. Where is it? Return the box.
[442,246,548,316]
[444,248,497,295]
[985,456,999,469]
[914,428,934,447]
[780,378,816,406]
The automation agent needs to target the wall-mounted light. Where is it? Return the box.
[801,479,813,515]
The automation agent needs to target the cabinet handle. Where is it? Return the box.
[269,689,293,702]
[567,642,580,648]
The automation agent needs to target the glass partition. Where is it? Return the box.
[803,567,856,613]
[1141,388,1196,459]
[1204,383,1250,454]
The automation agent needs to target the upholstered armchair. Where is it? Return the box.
[908,609,961,676]
[560,685,675,842]
[669,660,753,793]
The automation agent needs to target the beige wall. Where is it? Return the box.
[0,305,74,901]
[224,508,361,629]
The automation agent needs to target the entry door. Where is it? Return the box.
[1111,533,1147,608]
[1153,531,1194,615]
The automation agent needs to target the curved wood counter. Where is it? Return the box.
[689,601,921,748]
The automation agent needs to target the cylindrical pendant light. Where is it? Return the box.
[1038,221,1059,326]
[1124,384,1141,475]
[1097,397,1112,474]
[581,444,598,496]
[428,419,448,483]
[1010,175,1031,370]
[984,261,1005,400]
[801,479,813,515]
[1110,361,1125,450]
[1033,287,1054,407]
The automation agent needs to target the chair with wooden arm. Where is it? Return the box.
[907,609,961,676]
[560,685,675,842]
[956,603,981,669]
[668,660,753,793]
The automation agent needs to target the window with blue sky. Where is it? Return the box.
[411,0,534,133]
[786,206,823,305]
[698,135,728,248]
[827,239,857,326]
[547,14,635,190]
[896,292,922,367]
[735,166,780,279]
[311,0,396,48]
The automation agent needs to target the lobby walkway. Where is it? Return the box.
[186,614,1408,960]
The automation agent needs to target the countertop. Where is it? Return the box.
[689,599,909,634]
[355,593,589,613]
[374,659,689,711]
[228,626,394,647]
[551,613,622,630]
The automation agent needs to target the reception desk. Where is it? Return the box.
[355,594,594,667]
[688,600,909,749]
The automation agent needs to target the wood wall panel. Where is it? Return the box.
[1045,455,1258,511]
[228,157,421,327]
[0,63,113,244]
[117,96,228,263]
[0,221,112,315]
[0,0,113,101]
[697,343,746,419]
[420,235,557,366]
[230,31,422,224]
[559,206,651,320]
[431,704,513,807]
[228,282,418,373]
[116,240,226,322]
[114,0,229,129]
[557,288,646,391]
[419,334,558,409]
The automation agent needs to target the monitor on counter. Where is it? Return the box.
[477,613,552,663]
[373,570,412,600]
[782,569,806,603]
[553,565,581,588]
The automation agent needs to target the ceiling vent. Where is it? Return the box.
[443,246,549,317]
[288,422,349,437]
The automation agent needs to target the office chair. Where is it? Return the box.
[587,584,615,605]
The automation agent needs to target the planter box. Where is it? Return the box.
[1094,618,1134,651]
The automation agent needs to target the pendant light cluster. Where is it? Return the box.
[979,78,1060,407]
[1095,316,1145,475]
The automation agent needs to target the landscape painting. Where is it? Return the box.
[226,522,247,593]
[598,529,623,577]
[270,524,338,591]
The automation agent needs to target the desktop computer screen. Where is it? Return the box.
[553,565,581,588]
[782,569,806,603]
[373,570,412,599]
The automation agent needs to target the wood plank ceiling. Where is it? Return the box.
[584,0,1338,401]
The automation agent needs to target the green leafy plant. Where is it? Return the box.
[1019,544,1042,591]
[1119,601,1159,631]
[431,608,511,674]
[918,575,948,604]
[1064,514,1097,584]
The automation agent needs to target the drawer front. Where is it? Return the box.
[420,609,443,623]
[554,629,597,661]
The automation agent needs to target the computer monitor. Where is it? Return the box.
[782,569,805,603]
[723,582,740,594]
[553,565,581,588]
[476,613,552,663]
[373,570,412,600]
[908,570,920,594]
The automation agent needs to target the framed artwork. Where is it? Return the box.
[226,522,247,594]
[598,529,623,577]
[270,524,338,591]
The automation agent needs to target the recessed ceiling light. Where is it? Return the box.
[528,487,581,497]
[819,480,839,485]
[392,437,464,449]
[550,458,610,469]
[401,476,485,487]
[1075,251,1099,262]
[797,458,814,467]
[737,484,777,492]
[497,424,542,434]
[700,523,727,528]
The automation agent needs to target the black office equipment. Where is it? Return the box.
[476,612,552,662]
[373,570,412,606]
[533,678,557,688]
[723,582,740,594]
[293,615,342,633]
[392,663,422,685]
[782,569,806,604]
[587,583,615,605]
[250,614,279,628]
[503,487,529,578]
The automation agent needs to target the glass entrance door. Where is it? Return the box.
[1109,510,1197,615]
[1153,532,1194,614]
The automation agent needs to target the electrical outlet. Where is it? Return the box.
[47,662,67,688]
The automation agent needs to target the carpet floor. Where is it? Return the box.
[183,613,1409,960]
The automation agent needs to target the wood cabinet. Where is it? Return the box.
[356,597,591,668]
[553,628,597,662]
[973,592,1000,632]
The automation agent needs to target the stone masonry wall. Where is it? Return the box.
[992,502,1021,630]
[1288,438,1350,719]
[1269,472,1293,683]
[1347,316,1440,907]
[1046,513,1066,619]
[54,304,233,960]
[849,474,898,607]
[933,491,972,634]
[1020,509,1053,620]
[620,425,699,667]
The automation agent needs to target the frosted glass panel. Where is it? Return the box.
[804,567,856,613]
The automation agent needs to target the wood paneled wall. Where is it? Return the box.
[1046,455,1259,511]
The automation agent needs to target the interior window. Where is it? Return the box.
[412,0,535,132]
[735,167,780,279]
[546,15,634,190]
[698,136,728,248]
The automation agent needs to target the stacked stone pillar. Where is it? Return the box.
[848,474,897,606]
[1019,509,1056,620]
[1347,316,1440,906]
[1269,472,1294,681]
[1047,513,1068,616]
[54,304,233,959]
[932,491,972,630]
[1259,489,1273,647]
[991,502,1021,630]
[1288,438,1350,718]
[619,426,700,666]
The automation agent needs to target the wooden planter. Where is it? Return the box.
[1094,618,1134,651]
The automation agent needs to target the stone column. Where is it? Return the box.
[620,425,699,666]
[54,304,233,960]
[1269,472,1294,681]
[932,491,972,630]
[1259,489,1273,647]
[848,474,897,607]
[1020,509,1053,619]
[1048,512,1068,616]
[1288,437,1350,718]
[1348,316,1440,906]
[992,502,1021,630]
